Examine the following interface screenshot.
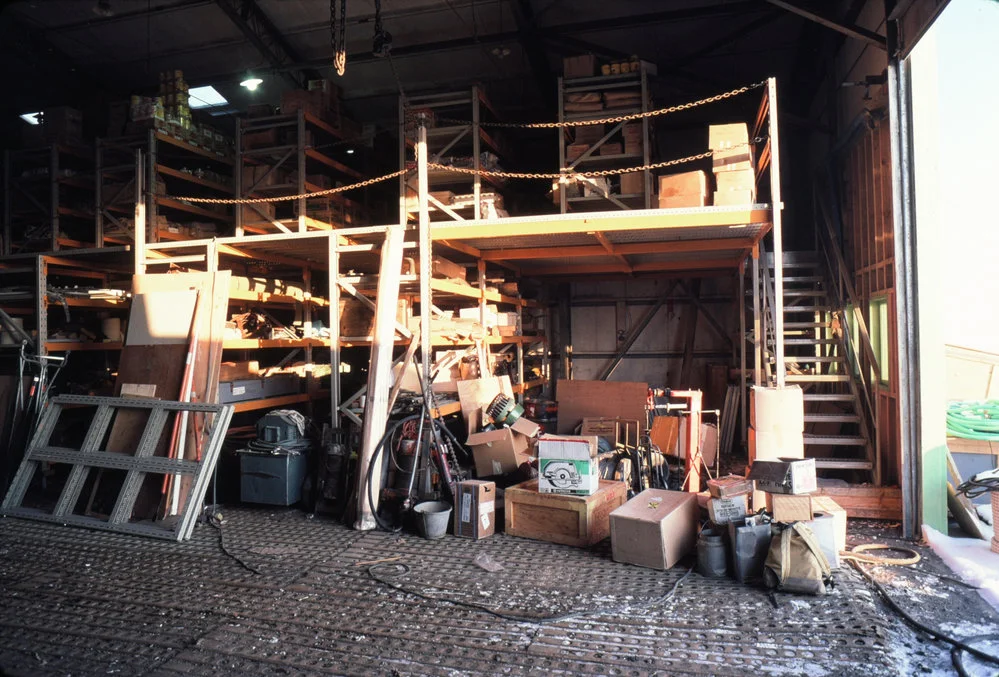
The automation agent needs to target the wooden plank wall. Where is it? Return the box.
[841,115,901,486]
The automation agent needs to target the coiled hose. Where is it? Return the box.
[947,401,999,441]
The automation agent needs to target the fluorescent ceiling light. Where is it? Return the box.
[240,77,263,91]
[189,85,228,109]
[20,112,41,125]
[346,148,355,154]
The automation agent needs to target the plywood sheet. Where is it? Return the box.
[125,291,199,345]
[457,376,514,435]
[556,380,648,434]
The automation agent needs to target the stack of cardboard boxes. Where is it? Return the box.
[748,385,805,508]
[709,123,756,206]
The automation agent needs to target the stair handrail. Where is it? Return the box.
[758,241,779,384]
[815,188,880,476]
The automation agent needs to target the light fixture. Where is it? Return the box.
[19,112,41,125]
[93,0,114,17]
[188,85,228,109]
[346,148,355,154]
[240,74,263,91]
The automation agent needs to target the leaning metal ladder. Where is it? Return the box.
[1,395,234,541]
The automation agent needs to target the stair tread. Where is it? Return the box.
[784,290,828,296]
[804,434,868,445]
[804,394,856,401]
[804,413,862,423]
[785,322,832,329]
[784,306,832,312]
[813,458,874,470]
[784,355,845,362]
[783,276,824,283]
[786,338,838,345]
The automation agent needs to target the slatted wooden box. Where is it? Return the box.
[504,479,628,547]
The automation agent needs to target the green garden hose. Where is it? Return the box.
[947,401,999,440]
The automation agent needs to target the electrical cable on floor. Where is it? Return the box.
[845,545,999,672]
[367,561,693,624]
[952,633,999,677]
[956,473,999,500]
[207,511,265,576]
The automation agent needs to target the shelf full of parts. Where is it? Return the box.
[557,60,655,212]
[399,86,512,224]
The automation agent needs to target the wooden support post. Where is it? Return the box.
[752,245,762,386]
[353,225,406,531]
[477,258,490,375]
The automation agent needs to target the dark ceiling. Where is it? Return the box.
[0,0,873,129]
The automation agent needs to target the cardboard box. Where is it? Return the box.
[510,417,541,439]
[432,256,465,280]
[713,190,755,206]
[811,495,848,554]
[610,489,699,570]
[750,458,817,495]
[708,123,749,150]
[574,124,605,145]
[749,426,804,464]
[751,386,805,433]
[623,123,642,154]
[708,474,754,499]
[581,418,620,446]
[715,168,756,194]
[567,144,589,162]
[766,493,813,523]
[657,170,708,209]
[712,146,754,173]
[467,428,533,478]
[707,494,748,525]
[454,480,496,539]
[620,171,644,195]
[219,360,260,382]
[537,435,599,496]
[505,479,628,547]
[563,54,596,78]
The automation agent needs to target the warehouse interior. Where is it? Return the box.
[3,1,999,675]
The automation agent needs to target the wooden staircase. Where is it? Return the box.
[765,251,878,482]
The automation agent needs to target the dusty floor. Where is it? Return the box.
[0,508,996,676]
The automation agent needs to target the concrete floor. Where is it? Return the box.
[0,508,995,676]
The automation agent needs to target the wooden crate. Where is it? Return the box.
[504,479,628,547]
[815,486,902,520]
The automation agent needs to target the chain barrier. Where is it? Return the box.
[429,138,764,182]
[171,169,406,204]
[435,80,767,129]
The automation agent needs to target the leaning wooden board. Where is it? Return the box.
[504,479,628,547]
[555,379,648,434]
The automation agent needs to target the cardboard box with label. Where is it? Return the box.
[750,458,817,495]
[708,123,749,150]
[609,489,699,570]
[765,493,813,523]
[467,428,533,478]
[715,168,756,196]
[657,170,708,209]
[707,494,749,525]
[538,435,599,496]
[454,480,496,539]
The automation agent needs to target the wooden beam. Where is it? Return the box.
[592,231,632,273]
[482,237,756,261]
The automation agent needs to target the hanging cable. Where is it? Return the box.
[372,0,392,58]
[330,0,347,76]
